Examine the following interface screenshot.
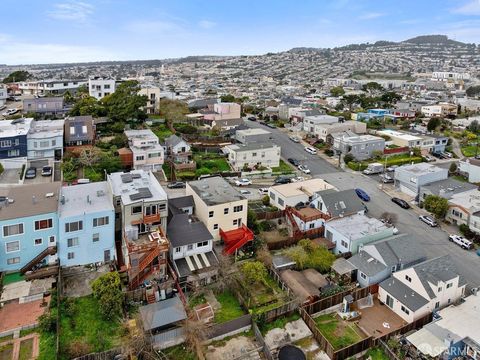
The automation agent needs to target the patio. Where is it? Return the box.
[356,297,406,339]
[0,296,50,333]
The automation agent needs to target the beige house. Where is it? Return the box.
[186,177,248,240]
[125,129,164,171]
[379,256,466,323]
[316,121,367,142]
[447,189,480,234]
[139,85,161,114]
[268,179,336,210]
[224,142,280,170]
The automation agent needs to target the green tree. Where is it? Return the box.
[468,120,480,133]
[380,92,402,106]
[241,261,268,285]
[466,85,480,98]
[3,70,30,83]
[362,82,384,96]
[427,117,441,132]
[423,195,449,219]
[285,239,335,272]
[159,99,189,122]
[220,94,236,103]
[449,162,458,174]
[341,94,360,111]
[343,153,355,164]
[70,96,106,117]
[330,86,345,97]
[91,272,123,320]
[101,80,148,122]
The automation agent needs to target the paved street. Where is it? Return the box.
[245,119,480,291]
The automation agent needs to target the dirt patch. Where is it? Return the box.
[205,335,261,360]
[260,229,289,244]
[62,265,110,297]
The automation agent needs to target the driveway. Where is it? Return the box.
[23,160,53,185]
[0,168,22,185]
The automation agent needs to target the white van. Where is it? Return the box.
[448,234,473,250]
[304,147,317,155]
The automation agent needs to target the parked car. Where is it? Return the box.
[239,189,251,195]
[289,136,300,143]
[448,234,473,250]
[274,176,291,185]
[291,176,305,183]
[41,166,53,177]
[5,108,18,116]
[419,215,438,227]
[298,165,311,174]
[304,146,317,155]
[355,188,370,202]
[25,167,37,179]
[258,188,269,195]
[386,165,399,172]
[288,158,300,167]
[423,155,436,162]
[235,178,252,186]
[167,181,186,189]
[380,173,393,183]
[247,116,257,121]
[391,197,410,209]
[0,105,6,111]
[442,151,453,158]
[266,123,277,129]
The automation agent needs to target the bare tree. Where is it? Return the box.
[381,212,398,225]
[121,315,163,360]
[78,147,101,168]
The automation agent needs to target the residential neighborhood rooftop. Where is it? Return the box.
[188,176,245,205]
[271,178,335,197]
[326,213,389,241]
[58,181,114,218]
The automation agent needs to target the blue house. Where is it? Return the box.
[58,182,115,266]
[0,118,33,161]
[0,182,60,273]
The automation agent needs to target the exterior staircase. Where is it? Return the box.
[20,246,57,274]
[128,246,161,290]
[221,225,255,255]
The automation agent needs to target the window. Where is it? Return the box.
[438,287,442,292]
[52,139,56,146]
[67,252,75,260]
[187,244,193,251]
[435,301,440,309]
[3,224,24,237]
[116,198,121,206]
[446,283,453,289]
[67,237,79,247]
[8,150,19,157]
[278,198,284,206]
[39,140,49,148]
[213,224,218,230]
[5,241,20,253]
[270,192,275,200]
[7,257,20,265]
[208,211,214,218]
[448,298,451,304]
[341,240,348,248]
[360,272,367,280]
[224,208,229,215]
[252,152,257,157]
[65,221,83,232]
[401,305,410,315]
[0,140,12,147]
[233,219,238,226]
[391,265,397,273]
[35,219,53,231]
[34,238,42,246]
[104,84,110,89]
[136,155,144,161]
[309,223,315,229]
[148,152,161,158]
[159,204,166,211]
[92,233,100,242]
[405,275,412,282]
[175,247,181,253]
[233,205,243,213]
[132,206,142,214]
[197,241,208,247]
[49,236,55,243]
[93,216,109,227]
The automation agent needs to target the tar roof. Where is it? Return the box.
[188,177,245,205]
[380,277,430,311]
[168,195,194,210]
[319,189,365,217]
[108,170,167,206]
[139,297,186,331]
[271,179,335,198]
[226,142,279,152]
[397,162,446,175]
[235,128,271,136]
[58,181,113,218]
[0,182,61,221]
[167,213,213,247]
[326,213,389,241]
[421,178,476,199]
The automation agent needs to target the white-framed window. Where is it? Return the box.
[341,240,348,249]
[131,206,142,214]
[136,155,144,161]
[401,305,410,315]
[187,244,193,250]
[224,208,229,215]
[93,233,100,242]
[159,204,166,211]
[7,257,20,265]
[208,211,214,218]
[278,198,284,206]
[213,224,218,230]
[35,219,53,231]
[8,150,19,157]
[360,272,367,280]
[67,252,75,260]
[3,224,24,237]
[438,287,442,292]
[5,240,20,253]
[65,221,83,233]
[197,241,208,247]
[233,219,238,226]
[93,216,109,227]
[405,275,412,282]
[0,140,12,147]
[233,205,243,213]
[49,235,56,243]
[175,247,181,253]
[446,283,453,289]
[34,238,43,246]
[67,237,79,247]
[435,301,440,309]
[309,223,315,229]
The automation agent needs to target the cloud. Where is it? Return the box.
[198,20,216,29]
[358,12,386,20]
[47,1,94,23]
[452,0,480,15]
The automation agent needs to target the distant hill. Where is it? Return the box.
[402,35,466,46]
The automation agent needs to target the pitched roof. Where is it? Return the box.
[139,297,186,331]
[319,189,365,218]
[373,234,426,268]
[348,252,387,277]
[169,195,194,210]
[167,213,213,247]
[379,277,430,311]
[165,134,184,148]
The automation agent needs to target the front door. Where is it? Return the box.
[104,250,111,262]
[386,294,394,308]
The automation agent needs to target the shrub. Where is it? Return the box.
[91,272,123,320]
[38,311,56,333]
[258,221,275,232]
[262,195,270,206]
[324,149,334,156]
[347,161,368,171]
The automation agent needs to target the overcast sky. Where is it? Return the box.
[1,0,479,65]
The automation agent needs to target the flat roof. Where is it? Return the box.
[326,213,389,241]
[270,178,335,198]
[108,170,167,206]
[58,181,113,218]
[124,129,158,140]
[421,178,476,199]
[188,176,245,206]
[0,118,33,138]
[397,162,446,175]
[235,128,271,136]
[378,129,421,141]
[28,119,64,139]
[225,142,279,152]
[0,182,62,220]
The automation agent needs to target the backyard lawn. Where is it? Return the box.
[239,272,288,314]
[162,344,197,360]
[366,347,389,360]
[38,331,56,360]
[261,312,300,334]
[214,290,245,324]
[2,272,24,286]
[271,160,294,174]
[59,296,122,359]
[314,313,365,350]
[152,124,173,142]
[193,152,230,174]
[461,144,479,157]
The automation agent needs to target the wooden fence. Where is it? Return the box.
[377,339,401,360]
[266,237,300,251]
[252,321,275,360]
[255,210,284,221]
[207,314,252,340]
[299,307,335,359]
[72,348,122,360]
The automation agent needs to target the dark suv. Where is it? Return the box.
[391,197,410,209]
[274,177,291,185]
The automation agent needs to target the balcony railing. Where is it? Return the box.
[143,213,161,223]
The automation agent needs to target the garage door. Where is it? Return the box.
[399,184,416,197]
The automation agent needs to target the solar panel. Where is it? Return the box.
[121,174,133,183]
[132,174,142,179]
[129,187,153,201]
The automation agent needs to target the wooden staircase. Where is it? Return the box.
[129,246,161,290]
[20,246,57,274]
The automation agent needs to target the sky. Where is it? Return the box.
[0,0,479,65]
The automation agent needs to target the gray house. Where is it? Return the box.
[332,133,385,161]
[419,178,476,204]
[347,234,427,288]
[235,128,272,144]
[394,163,448,197]
[23,97,66,116]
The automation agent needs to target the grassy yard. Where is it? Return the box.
[461,144,479,157]
[18,338,33,360]
[261,312,300,335]
[271,160,294,174]
[162,344,197,360]
[38,331,56,360]
[214,290,245,324]
[152,124,173,142]
[193,152,230,174]
[240,272,288,314]
[59,296,122,359]
[0,343,13,360]
[366,347,389,360]
[314,313,365,350]
[2,272,24,285]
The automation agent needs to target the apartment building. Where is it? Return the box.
[316,121,367,142]
[269,179,336,210]
[18,80,87,96]
[58,182,115,267]
[224,142,280,170]
[186,176,248,240]
[303,115,339,136]
[421,103,458,118]
[0,118,33,166]
[139,84,161,115]
[88,77,116,100]
[235,128,271,144]
[202,102,241,122]
[27,119,64,160]
[394,163,448,197]
[23,97,65,116]
[332,133,385,160]
[125,129,164,171]
[377,129,448,153]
